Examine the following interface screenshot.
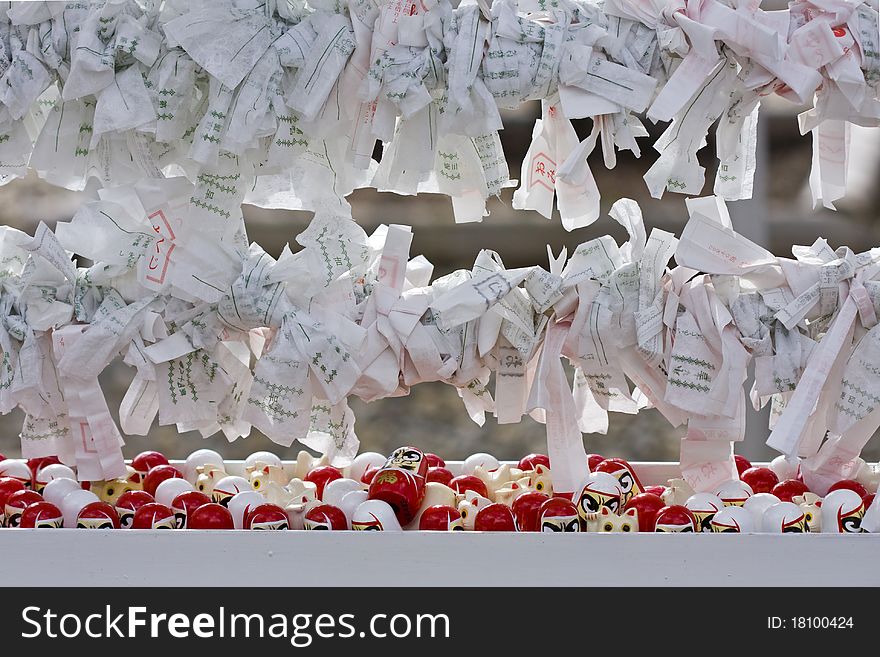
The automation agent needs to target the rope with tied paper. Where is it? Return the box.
[0,0,876,225]
[2,188,880,506]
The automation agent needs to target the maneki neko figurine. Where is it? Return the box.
[587,506,638,532]
[367,446,429,525]
[196,465,228,496]
[457,490,493,530]
[247,463,288,493]
[820,489,865,533]
[494,477,532,507]
[792,492,822,532]
[473,464,524,501]
[527,464,553,496]
[182,449,224,484]
[261,478,319,529]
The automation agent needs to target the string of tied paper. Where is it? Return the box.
[3,186,880,502]
[0,0,877,227]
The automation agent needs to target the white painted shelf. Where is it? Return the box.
[3,461,875,586]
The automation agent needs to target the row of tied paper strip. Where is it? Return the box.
[0,0,877,225]
[4,184,880,498]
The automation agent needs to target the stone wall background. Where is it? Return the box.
[1,100,879,463]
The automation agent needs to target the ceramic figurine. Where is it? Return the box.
[448,475,489,501]
[76,501,121,529]
[247,464,288,493]
[461,453,500,476]
[821,489,865,533]
[710,506,754,532]
[418,505,463,531]
[132,502,177,529]
[116,490,155,529]
[623,493,665,533]
[408,482,457,529]
[142,465,184,498]
[186,503,234,529]
[367,446,428,525]
[426,467,454,486]
[338,490,369,527]
[244,451,282,471]
[351,499,402,531]
[653,505,697,532]
[538,498,580,532]
[41,478,80,509]
[768,455,799,482]
[473,503,516,531]
[210,475,253,507]
[511,491,550,532]
[662,478,695,506]
[762,501,809,533]
[289,450,331,481]
[573,472,623,525]
[61,489,100,528]
[0,477,26,525]
[170,491,211,529]
[304,465,343,500]
[527,464,553,496]
[792,492,822,532]
[714,479,753,506]
[19,501,63,528]
[457,490,493,531]
[595,458,644,504]
[245,504,290,530]
[771,479,808,502]
[473,464,524,500]
[684,493,725,532]
[33,464,76,493]
[827,479,868,498]
[195,465,227,496]
[0,460,33,488]
[131,451,169,479]
[182,449,224,484]
[740,467,779,494]
[322,478,366,510]
[261,478,318,529]
[154,478,195,508]
[228,491,269,529]
[494,477,531,507]
[303,504,348,530]
[587,506,638,532]
[93,467,140,505]
[742,493,781,527]
[517,453,550,472]
[4,490,42,527]
[347,452,387,482]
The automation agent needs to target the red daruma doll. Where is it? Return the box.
[367,446,428,526]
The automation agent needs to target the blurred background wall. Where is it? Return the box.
[1,95,879,463]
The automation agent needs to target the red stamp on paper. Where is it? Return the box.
[529,152,556,191]
[145,209,176,286]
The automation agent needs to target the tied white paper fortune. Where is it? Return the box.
[0,0,875,225]
[4,183,876,494]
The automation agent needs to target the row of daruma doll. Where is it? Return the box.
[0,448,873,532]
